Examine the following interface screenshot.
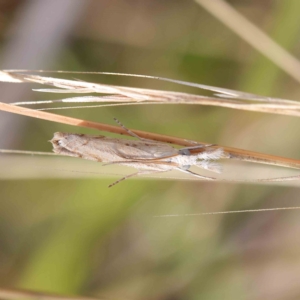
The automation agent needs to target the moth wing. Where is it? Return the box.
[114,141,178,160]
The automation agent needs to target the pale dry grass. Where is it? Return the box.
[1,70,300,175]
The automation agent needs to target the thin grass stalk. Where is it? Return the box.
[1,101,300,170]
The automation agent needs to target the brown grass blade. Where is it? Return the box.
[1,70,300,172]
[1,101,300,171]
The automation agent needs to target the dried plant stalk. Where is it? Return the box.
[0,70,300,173]
[1,70,300,117]
[1,100,300,172]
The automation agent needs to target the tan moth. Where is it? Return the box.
[51,119,225,187]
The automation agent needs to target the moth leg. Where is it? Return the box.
[113,118,144,140]
[103,160,173,167]
[113,118,158,143]
[176,167,216,181]
[109,170,166,188]
[103,160,141,166]
[109,171,142,187]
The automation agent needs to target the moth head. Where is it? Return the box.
[50,132,74,156]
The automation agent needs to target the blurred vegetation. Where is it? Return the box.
[1,1,300,299]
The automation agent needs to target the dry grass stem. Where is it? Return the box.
[2,100,300,171]
[1,70,300,116]
[1,70,300,173]
[194,0,300,83]
[154,206,300,217]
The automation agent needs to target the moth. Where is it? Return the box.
[51,120,226,187]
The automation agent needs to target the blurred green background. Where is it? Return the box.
[1,1,300,299]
